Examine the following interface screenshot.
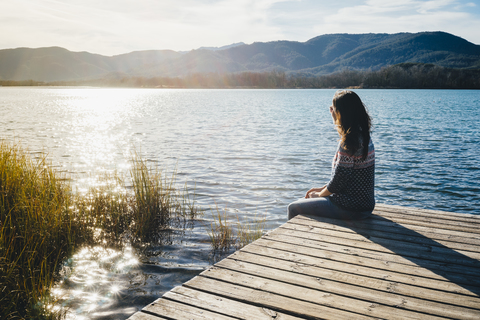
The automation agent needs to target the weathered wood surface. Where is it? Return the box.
[129,204,480,319]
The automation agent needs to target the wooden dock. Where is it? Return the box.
[128,204,480,319]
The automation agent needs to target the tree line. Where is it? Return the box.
[1,63,479,89]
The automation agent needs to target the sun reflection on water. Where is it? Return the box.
[55,89,145,189]
[52,245,139,319]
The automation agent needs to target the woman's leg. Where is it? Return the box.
[287,197,371,220]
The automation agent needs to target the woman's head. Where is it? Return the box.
[331,90,372,158]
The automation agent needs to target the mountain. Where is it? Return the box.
[1,32,479,82]
[217,32,480,74]
[0,47,181,82]
[189,42,246,52]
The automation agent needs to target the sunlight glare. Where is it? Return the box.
[59,89,141,188]
[110,284,121,294]
[52,244,142,319]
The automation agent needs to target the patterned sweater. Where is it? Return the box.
[326,138,375,212]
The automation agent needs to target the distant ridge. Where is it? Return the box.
[194,42,246,52]
[0,32,479,82]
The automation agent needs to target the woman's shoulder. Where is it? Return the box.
[338,137,374,155]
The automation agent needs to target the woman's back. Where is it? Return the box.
[327,137,375,212]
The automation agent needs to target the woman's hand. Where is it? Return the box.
[305,186,325,198]
[305,185,332,198]
[308,191,322,198]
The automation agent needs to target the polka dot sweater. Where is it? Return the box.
[326,138,375,212]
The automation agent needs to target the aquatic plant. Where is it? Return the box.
[0,141,202,319]
[207,205,235,251]
[74,172,131,247]
[207,205,265,252]
[0,141,84,319]
[235,213,266,250]
[129,153,202,244]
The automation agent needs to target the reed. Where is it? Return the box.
[73,172,131,247]
[0,141,84,319]
[207,205,265,252]
[129,153,202,243]
[235,213,266,249]
[207,205,235,251]
[0,142,202,319]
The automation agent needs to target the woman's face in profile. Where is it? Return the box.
[329,105,336,124]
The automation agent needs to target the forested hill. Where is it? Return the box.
[1,31,479,82]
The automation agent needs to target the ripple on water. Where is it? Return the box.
[2,88,479,319]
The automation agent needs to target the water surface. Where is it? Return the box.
[1,87,479,319]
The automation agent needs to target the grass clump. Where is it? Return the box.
[130,153,176,240]
[207,206,235,251]
[74,173,131,246]
[235,214,266,249]
[0,141,202,319]
[0,141,84,319]
[207,205,266,253]
[129,153,201,244]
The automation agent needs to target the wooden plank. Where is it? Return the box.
[371,211,480,233]
[296,215,480,242]
[272,223,480,263]
[184,275,373,320]
[127,312,169,320]
[215,257,480,319]
[295,213,480,245]
[266,228,480,273]
[284,219,480,253]
[129,204,480,320]
[372,210,480,226]
[288,216,480,251]
[374,203,480,221]
[238,244,479,297]
[369,214,480,234]
[251,237,480,287]
[164,286,305,320]
[228,250,480,306]
[142,297,236,319]
[197,266,451,320]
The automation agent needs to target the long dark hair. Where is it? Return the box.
[332,90,372,159]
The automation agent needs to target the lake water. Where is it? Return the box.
[1,87,479,319]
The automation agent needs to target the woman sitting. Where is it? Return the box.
[287,90,375,220]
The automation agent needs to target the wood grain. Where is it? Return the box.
[128,204,480,320]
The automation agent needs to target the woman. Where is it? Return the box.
[287,90,375,220]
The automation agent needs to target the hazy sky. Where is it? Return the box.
[2,0,480,56]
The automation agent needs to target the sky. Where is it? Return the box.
[1,0,480,56]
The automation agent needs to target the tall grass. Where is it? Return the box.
[207,205,266,253]
[207,205,235,251]
[235,213,266,249]
[0,141,84,319]
[73,172,131,247]
[129,152,202,244]
[0,141,202,319]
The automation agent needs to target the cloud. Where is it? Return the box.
[1,0,293,54]
[0,0,479,55]
[417,0,456,13]
[311,0,480,44]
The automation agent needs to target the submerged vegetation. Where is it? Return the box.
[0,140,265,319]
[2,63,479,89]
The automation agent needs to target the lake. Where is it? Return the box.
[1,87,479,319]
